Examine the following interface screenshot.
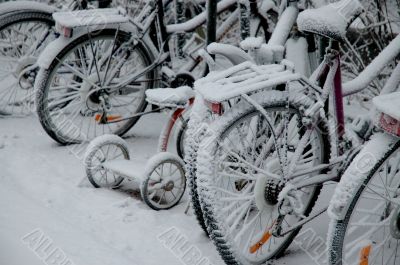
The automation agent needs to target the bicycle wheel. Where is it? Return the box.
[36,29,156,145]
[197,91,330,264]
[184,95,213,235]
[329,133,400,265]
[0,10,55,116]
[85,134,129,188]
[141,152,186,210]
[341,0,400,104]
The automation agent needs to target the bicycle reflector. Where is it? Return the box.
[378,113,400,136]
[204,99,223,115]
[95,114,122,123]
[55,22,73,38]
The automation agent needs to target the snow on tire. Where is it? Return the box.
[84,134,130,188]
[196,90,330,265]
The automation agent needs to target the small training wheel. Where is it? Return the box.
[84,134,130,188]
[140,152,186,210]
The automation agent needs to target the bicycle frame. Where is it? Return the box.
[99,0,275,96]
[233,35,400,209]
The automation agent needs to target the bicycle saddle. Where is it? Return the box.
[297,0,363,41]
[146,86,195,107]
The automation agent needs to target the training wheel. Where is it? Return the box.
[140,152,186,210]
[84,134,130,188]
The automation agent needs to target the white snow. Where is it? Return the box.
[53,8,129,28]
[194,61,300,102]
[143,152,184,179]
[240,37,264,50]
[328,132,398,221]
[0,113,333,265]
[0,114,222,265]
[166,0,236,33]
[207,43,254,65]
[146,86,195,107]
[0,1,56,14]
[103,159,147,180]
[297,0,363,40]
[343,34,400,96]
[373,92,400,121]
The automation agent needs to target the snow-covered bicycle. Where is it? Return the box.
[184,0,400,238]
[184,0,325,235]
[84,86,195,210]
[34,0,278,145]
[327,46,400,265]
[193,0,400,263]
[0,0,112,116]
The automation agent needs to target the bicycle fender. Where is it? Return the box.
[37,25,157,70]
[0,1,56,16]
[328,132,399,221]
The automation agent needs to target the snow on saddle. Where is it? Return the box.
[297,0,364,41]
[146,86,195,108]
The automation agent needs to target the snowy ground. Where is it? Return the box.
[0,113,335,265]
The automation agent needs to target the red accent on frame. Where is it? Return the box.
[334,57,345,138]
[160,108,185,152]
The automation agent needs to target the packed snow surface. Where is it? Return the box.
[1,114,334,265]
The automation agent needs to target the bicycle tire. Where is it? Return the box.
[328,132,400,265]
[197,91,331,264]
[0,10,55,116]
[35,28,156,145]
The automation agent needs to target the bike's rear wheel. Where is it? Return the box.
[197,92,330,264]
[36,29,156,144]
[0,10,55,116]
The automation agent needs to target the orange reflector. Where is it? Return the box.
[249,231,272,254]
[359,245,371,265]
[95,114,122,123]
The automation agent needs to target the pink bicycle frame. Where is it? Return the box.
[315,47,345,148]
[157,99,194,152]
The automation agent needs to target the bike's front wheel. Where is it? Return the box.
[329,132,400,265]
[36,29,157,144]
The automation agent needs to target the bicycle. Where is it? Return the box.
[327,47,400,264]
[0,0,113,116]
[184,0,325,236]
[83,86,196,210]
[33,0,278,145]
[193,0,400,264]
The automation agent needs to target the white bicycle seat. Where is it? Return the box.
[297,0,363,41]
[146,86,195,107]
[373,92,400,120]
